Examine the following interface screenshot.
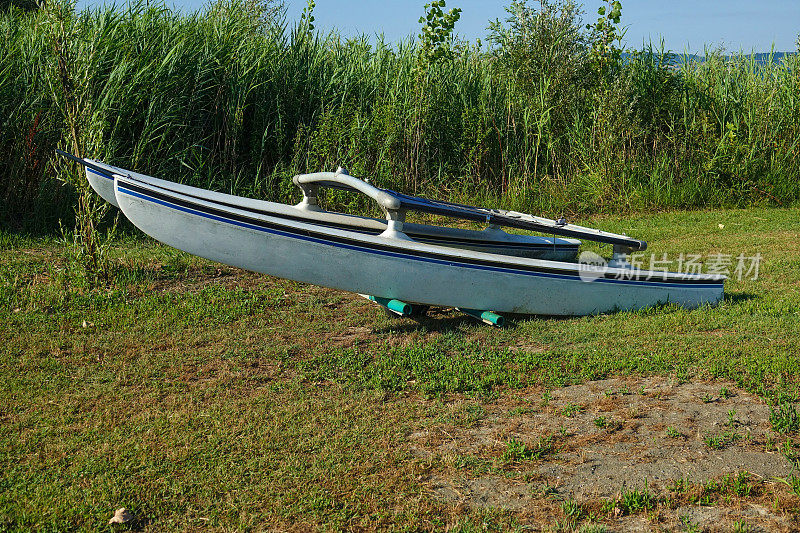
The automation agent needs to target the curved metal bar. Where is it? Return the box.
[292,170,402,212]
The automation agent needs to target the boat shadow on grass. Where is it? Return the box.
[724,291,757,305]
[372,292,758,333]
[373,310,581,334]
[373,312,494,334]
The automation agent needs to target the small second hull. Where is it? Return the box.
[85,161,120,207]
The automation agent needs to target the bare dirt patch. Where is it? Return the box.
[408,377,799,531]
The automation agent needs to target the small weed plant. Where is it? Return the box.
[561,498,583,520]
[562,404,584,417]
[704,430,740,449]
[503,436,554,462]
[666,426,683,438]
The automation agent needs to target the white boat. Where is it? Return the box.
[60,151,725,316]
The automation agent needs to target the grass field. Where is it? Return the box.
[2,206,800,531]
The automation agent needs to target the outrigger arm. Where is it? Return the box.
[292,169,647,251]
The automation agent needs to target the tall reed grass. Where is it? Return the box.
[1,0,798,232]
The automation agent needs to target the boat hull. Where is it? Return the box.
[114,176,724,316]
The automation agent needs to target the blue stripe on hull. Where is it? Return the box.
[88,167,114,180]
[117,184,723,290]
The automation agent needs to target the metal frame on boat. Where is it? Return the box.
[57,150,725,318]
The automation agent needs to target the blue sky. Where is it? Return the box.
[80,0,800,53]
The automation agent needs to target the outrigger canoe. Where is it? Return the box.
[58,150,725,317]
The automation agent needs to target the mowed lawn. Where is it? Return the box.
[1,207,799,531]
